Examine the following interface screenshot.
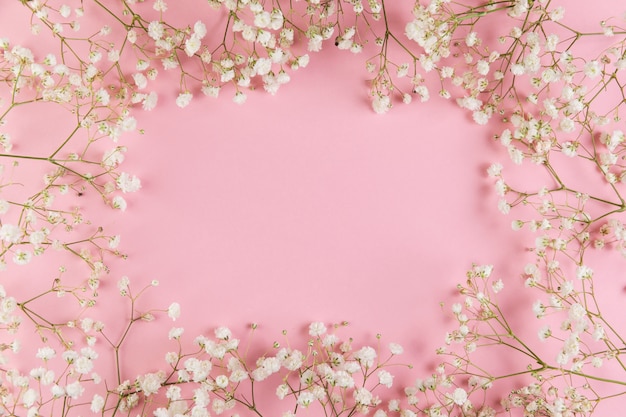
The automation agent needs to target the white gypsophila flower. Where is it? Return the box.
[451,387,468,405]
[90,394,105,412]
[372,94,391,114]
[309,322,326,336]
[167,327,183,340]
[153,0,167,12]
[214,326,232,340]
[193,20,207,38]
[133,73,148,89]
[472,111,489,125]
[185,35,202,57]
[176,92,193,108]
[13,250,32,265]
[215,374,229,388]
[492,279,504,293]
[65,381,85,399]
[465,31,478,47]
[36,346,56,360]
[354,387,373,405]
[576,265,593,280]
[143,92,158,111]
[308,34,323,52]
[378,370,394,388]
[233,91,247,105]
[167,302,181,321]
[498,199,511,214]
[116,173,141,193]
[389,343,403,355]
[354,346,377,368]
[112,195,127,211]
[297,391,315,407]
[148,21,164,40]
[0,224,22,243]
[584,60,601,78]
[138,372,164,396]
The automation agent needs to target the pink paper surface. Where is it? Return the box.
[2,1,626,416]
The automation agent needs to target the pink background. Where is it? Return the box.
[3,1,626,415]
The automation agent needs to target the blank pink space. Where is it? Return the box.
[108,48,530,371]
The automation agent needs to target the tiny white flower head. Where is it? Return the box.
[451,387,468,405]
[176,92,193,108]
[112,195,127,211]
[389,342,403,355]
[233,91,247,105]
[308,322,327,336]
[372,94,391,114]
[584,60,601,78]
[167,302,181,321]
[215,326,232,340]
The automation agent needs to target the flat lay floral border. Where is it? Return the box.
[1,0,626,416]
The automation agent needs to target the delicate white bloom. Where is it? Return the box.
[59,5,71,18]
[50,384,65,397]
[168,302,181,320]
[576,265,593,280]
[378,370,394,387]
[492,279,504,293]
[143,91,158,111]
[36,346,56,360]
[148,21,164,40]
[0,224,22,243]
[372,94,391,114]
[233,91,247,105]
[185,35,202,57]
[22,389,38,407]
[138,372,164,396]
[133,73,148,89]
[112,195,127,211]
[215,326,232,340]
[487,163,502,178]
[354,346,377,368]
[116,173,141,193]
[13,250,32,265]
[176,92,193,108]
[593,324,605,341]
[451,387,468,405]
[472,111,489,125]
[215,374,229,388]
[538,325,551,340]
[309,322,327,336]
[65,381,85,399]
[498,199,511,214]
[307,34,323,52]
[561,141,578,157]
[465,32,478,47]
[476,60,489,75]
[297,391,315,407]
[169,327,184,339]
[510,64,525,75]
[194,20,207,38]
[550,6,565,21]
[533,300,545,318]
[354,387,373,405]
[276,384,289,399]
[153,0,167,11]
[559,118,575,132]
[389,342,403,355]
[584,60,601,78]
